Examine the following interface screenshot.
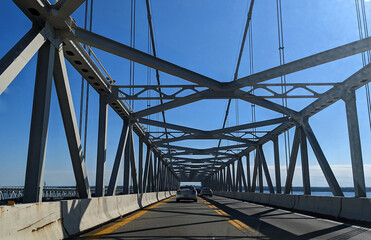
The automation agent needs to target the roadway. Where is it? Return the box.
[76,195,371,239]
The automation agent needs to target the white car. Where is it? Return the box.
[176,186,197,202]
[200,187,213,197]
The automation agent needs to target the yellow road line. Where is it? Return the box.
[228,219,248,232]
[202,198,254,234]
[233,219,255,233]
[91,196,174,237]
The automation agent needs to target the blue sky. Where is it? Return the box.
[0,0,371,189]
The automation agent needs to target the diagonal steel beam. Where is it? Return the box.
[53,48,90,198]
[227,37,371,89]
[302,120,343,196]
[107,120,129,196]
[210,117,290,135]
[73,28,224,90]
[0,26,47,95]
[138,118,205,135]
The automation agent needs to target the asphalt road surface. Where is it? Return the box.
[76,195,371,239]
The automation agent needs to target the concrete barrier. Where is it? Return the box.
[214,191,371,223]
[0,202,65,240]
[1,191,175,240]
[293,195,341,217]
[339,197,371,222]
[268,194,295,209]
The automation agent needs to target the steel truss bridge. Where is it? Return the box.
[1,0,371,239]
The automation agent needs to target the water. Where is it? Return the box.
[291,191,371,197]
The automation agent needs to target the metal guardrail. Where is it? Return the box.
[0,187,125,201]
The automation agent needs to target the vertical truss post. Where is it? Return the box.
[123,123,133,194]
[157,160,162,191]
[302,120,343,196]
[149,153,155,192]
[107,120,129,196]
[153,154,158,192]
[251,152,258,192]
[232,162,236,192]
[246,154,251,192]
[273,135,281,194]
[300,127,311,195]
[220,168,225,191]
[227,165,232,192]
[236,160,241,192]
[24,41,55,203]
[344,91,366,197]
[142,147,152,193]
[138,138,144,194]
[129,132,138,194]
[53,48,90,199]
[258,154,263,193]
[95,94,108,197]
[284,127,300,194]
[258,145,274,193]
[238,158,248,192]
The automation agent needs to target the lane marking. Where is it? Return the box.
[233,219,255,233]
[91,196,174,237]
[201,197,255,234]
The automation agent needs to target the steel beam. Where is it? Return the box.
[302,120,343,196]
[284,127,300,194]
[142,147,152,193]
[74,28,223,90]
[228,37,371,89]
[210,117,289,135]
[123,124,133,194]
[129,132,139,194]
[138,118,205,135]
[273,135,281,194]
[301,63,371,118]
[344,91,366,197]
[0,26,46,95]
[251,152,258,192]
[95,94,108,197]
[53,0,86,19]
[246,154,251,192]
[258,145,274,193]
[53,48,90,198]
[154,133,254,144]
[23,41,55,203]
[300,127,311,195]
[107,120,129,196]
[138,138,144,194]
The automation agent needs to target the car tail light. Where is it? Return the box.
[177,190,181,193]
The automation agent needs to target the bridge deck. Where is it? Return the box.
[76,196,371,239]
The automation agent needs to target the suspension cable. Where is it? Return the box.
[78,1,89,137]
[83,0,93,160]
[129,0,136,109]
[145,0,169,141]
[147,24,151,132]
[249,21,256,140]
[276,0,290,174]
[355,0,371,132]
[215,0,255,157]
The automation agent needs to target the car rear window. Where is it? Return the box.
[180,186,194,190]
